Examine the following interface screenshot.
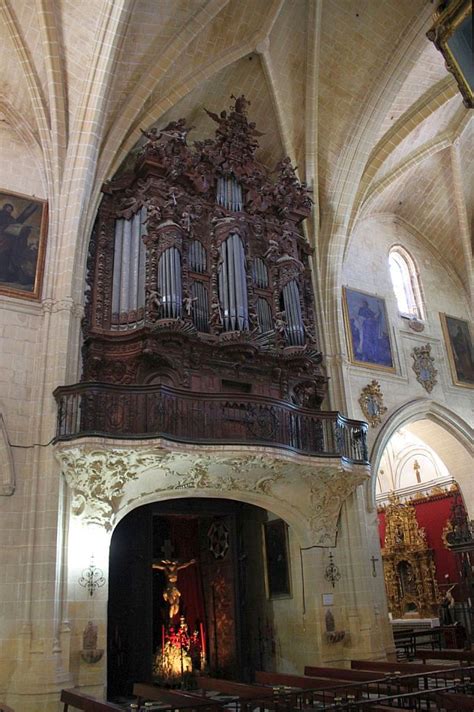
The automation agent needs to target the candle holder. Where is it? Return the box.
[324,552,341,588]
[79,555,106,597]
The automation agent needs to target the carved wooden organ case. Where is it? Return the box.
[381,494,440,619]
[82,95,327,406]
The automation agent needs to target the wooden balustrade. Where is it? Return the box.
[53,382,369,464]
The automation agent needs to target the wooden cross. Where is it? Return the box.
[161,539,175,559]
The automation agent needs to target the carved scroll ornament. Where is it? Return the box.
[56,445,369,545]
[55,447,161,530]
[358,380,387,428]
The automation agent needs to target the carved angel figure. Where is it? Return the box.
[183,294,197,316]
[264,240,280,260]
[147,289,162,320]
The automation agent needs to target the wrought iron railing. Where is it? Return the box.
[53,383,369,464]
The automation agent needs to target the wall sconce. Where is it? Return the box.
[79,555,106,597]
[324,551,341,588]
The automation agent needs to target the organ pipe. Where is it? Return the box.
[111,211,146,329]
[191,281,209,332]
[256,297,273,333]
[158,247,182,318]
[252,258,268,288]
[282,280,304,345]
[217,176,243,212]
[218,234,248,331]
[189,240,206,273]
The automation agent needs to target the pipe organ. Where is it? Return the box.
[83,95,327,407]
[111,209,147,329]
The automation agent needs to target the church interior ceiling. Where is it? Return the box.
[0,0,471,308]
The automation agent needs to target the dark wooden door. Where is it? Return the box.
[199,513,241,677]
[107,506,153,698]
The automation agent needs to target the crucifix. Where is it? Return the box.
[371,555,379,577]
[413,460,421,484]
[152,540,196,619]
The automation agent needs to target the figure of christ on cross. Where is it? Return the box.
[152,557,196,619]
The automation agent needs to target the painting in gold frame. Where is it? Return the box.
[0,189,48,300]
[440,313,474,389]
[262,519,291,599]
[342,286,395,373]
[427,0,473,109]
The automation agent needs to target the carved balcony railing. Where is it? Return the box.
[53,383,369,465]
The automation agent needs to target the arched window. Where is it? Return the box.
[389,247,424,320]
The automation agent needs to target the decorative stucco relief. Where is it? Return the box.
[56,445,370,545]
[55,447,163,530]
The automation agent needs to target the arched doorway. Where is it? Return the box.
[107,498,288,699]
[372,413,472,645]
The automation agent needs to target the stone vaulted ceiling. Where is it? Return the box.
[0,0,472,302]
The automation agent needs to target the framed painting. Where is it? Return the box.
[0,189,48,300]
[342,287,395,372]
[440,313,474,388]
[427,0,473,109]
[263,519,291,599]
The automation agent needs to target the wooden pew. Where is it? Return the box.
[196,678,274,700]
[304,665,409,684]
[414,648,474,665]
[393,627,442,660]
[433,690,474,711]
[304,665,420,698]
[133,683,221,710]
[254,670,362,706]
[351,658,458,674]
[60,689,123,712]
[256,670,336,689]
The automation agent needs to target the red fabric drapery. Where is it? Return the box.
[165,517,206,632]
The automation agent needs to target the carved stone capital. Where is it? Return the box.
[42,297,84,318]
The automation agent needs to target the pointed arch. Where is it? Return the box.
[368,399,473,511]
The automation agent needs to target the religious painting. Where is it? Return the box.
[342,287,395,371]
[263,519,291,599]
[440,313,474,388]
[426,0,473,109]
[0,189,48,300]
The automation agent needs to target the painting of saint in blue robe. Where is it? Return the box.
[343,287,395,371]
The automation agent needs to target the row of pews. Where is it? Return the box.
[59,648,474,712]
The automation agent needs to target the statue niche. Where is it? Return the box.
[82,95,327,409]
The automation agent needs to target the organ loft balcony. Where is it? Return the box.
[53,381,368,465]
[54,95,368,468]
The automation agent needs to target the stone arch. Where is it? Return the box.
[115,487,311,550]
[368,399,473,512]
